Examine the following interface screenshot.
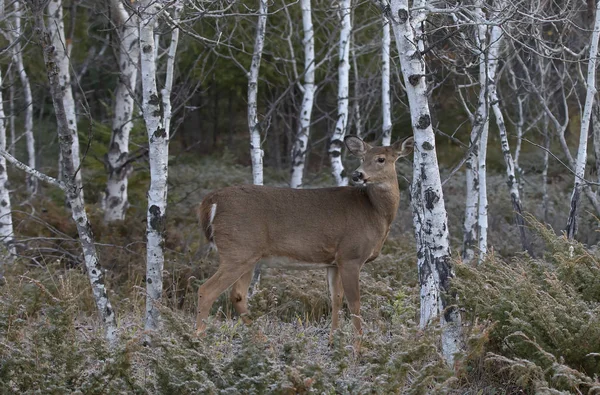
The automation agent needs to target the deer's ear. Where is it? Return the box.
[392,136,414,159]
[345,136,371,158]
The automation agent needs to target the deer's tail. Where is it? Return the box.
[198,197,217,251]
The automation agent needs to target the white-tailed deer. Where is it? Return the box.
[196,135,414,340]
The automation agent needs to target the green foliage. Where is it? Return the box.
[453,218,600,393]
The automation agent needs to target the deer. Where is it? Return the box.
[195,135,414,342]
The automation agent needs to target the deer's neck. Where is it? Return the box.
[365,182,400,224]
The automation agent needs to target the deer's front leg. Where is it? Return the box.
[339,261,364,353]
[327,266,344,343]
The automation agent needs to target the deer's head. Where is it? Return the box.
[344,136,414,186]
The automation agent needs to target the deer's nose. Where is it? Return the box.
[352,171,364,182]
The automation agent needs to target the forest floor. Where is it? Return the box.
[1,150,599,393]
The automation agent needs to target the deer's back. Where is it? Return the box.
[199,185,389,263]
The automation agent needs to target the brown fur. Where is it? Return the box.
[195,136,414,343]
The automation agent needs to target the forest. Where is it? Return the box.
[0,0,599,393]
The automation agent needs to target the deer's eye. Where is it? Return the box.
[377,157,385,163]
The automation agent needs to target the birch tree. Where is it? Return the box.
[139,0,181,331]
[248,0,268,186]
[565,0,600,239]
[8,0,36,195]
[384,0,460,365]
[0,70,15,257]
[290,0,315,189]
[329,0,351,186]
[461,3,488,263]
[381,17,392,146]
[47,0,83,200]
[103,0,140,223]
[483,3,532,255]
[13,1,118,343]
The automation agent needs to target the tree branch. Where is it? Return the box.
[0,149,65,190]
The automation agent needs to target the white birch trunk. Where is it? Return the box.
[48,0,83,201]
[487,24,531,255]
[514,95,524,185]
[593,104,600,191]
[248,0,268,186]
[462,12,486,263]
[462,111,481,263]
[32,8,117,343]
[386,0,460,366]
[381,17,392,146]
[329,0,351,186]
[474,3,489,262]
[103,0,140,223]
[566,0,600,239]
[0,70,16,258]
[139,0,168,332]
[11,0,36,195]
[290,0,315,189]
[351,29,363,138]
[162,2,182,136]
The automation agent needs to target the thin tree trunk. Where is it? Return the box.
[48,0,83,201]
[139,0,169,332]
[247,0,269,295]
[162,3,182,137]
[103,0,140,223]
[566,0,600,239]
[29,5,117,343]
[11,0,36,195]
[462,10,487,263]
[0,70,16,258]
[381,17,392,146]
[329,0,351,186]
[351,28,363,138]
[386,0,460,366]
[248,0,268,186]
[593,103,600,191]
[486,24,532,256]
[514,95,525,189]
[473,2,489,263]
[8,68,15,158]
[290,0,315,189]
[542,114,550,223]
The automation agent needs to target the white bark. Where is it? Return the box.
[381,17,392,146]
[103,0,140,223]
[10,0,36,195]
[32,9,117,343]
[248,0,268,186]
[162,3,182,137]
[462,13,486,263]
[474,2,489,262]
[351,28,363,138]
[139,0,169,332]
[566,0,600,239]
[386,0,459,365]
[48,0,83,201]
[290,0,315,189]
[0,70,16,257]
[329,0,351,186]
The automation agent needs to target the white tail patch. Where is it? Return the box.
[208,203,217,251]
[209,203,217,224]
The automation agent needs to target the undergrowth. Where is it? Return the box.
[453,217,600,394]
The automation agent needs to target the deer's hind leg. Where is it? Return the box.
[196,256,259,334]
[230,268,255,325]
